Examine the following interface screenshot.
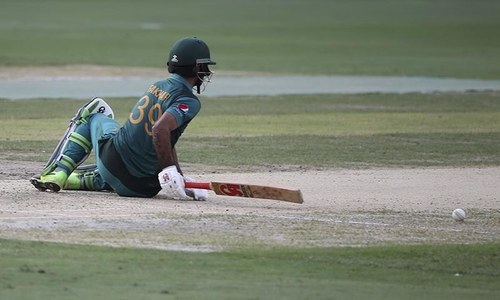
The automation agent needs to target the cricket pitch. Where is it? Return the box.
[1,160,499,251]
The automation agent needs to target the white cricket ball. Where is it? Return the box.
[452,208,466,221]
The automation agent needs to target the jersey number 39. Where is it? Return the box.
[129,95,163,136]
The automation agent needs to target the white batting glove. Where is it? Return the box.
[184,176,209,201]
[158,166,190,200]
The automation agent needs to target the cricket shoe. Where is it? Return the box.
[64,168,96,190]
[63,172,84,190]
[30,170,68,192]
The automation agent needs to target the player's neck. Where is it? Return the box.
[186,77,197,87]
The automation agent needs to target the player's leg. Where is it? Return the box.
[64,166,113,191]
[41,97,114,172]
[63,113,121,192]
[87,114,144,197]
[55,112,158,197]
[31,97,114,192]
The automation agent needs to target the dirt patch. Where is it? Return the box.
[1,160,499,251]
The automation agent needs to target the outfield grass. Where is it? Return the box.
[1,0,500,78]
[1,239,499,300]
[1,92,499,168]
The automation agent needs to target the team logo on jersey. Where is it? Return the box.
[177,103,189,114]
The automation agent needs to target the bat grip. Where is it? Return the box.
[184,181,212,190]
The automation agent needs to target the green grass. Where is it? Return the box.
[1,239,499,300]
[1,0,500,78]
[1,92,500,167]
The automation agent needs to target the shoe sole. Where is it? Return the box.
[30,176,61,192]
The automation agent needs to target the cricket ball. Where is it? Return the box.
[452,208,466,221]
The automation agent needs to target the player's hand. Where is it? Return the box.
[184,176,209,201]
[158,166,190,200]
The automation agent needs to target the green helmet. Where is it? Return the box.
[167,37,216,77]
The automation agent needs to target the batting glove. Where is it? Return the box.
[158,166,190,200]
[184,176,209,201]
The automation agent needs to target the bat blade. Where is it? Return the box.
[185,181,304,204]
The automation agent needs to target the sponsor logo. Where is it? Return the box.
[220,184,244,197]
[219,184,253,197]
[177,103,189,114]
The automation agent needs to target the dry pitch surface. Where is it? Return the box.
[1,160,499,252]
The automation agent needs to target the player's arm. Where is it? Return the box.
[152,112,178,170]
[171,146,183,175]
[154,111,193,200]
[154,98,204,200]
[154,97,200,172]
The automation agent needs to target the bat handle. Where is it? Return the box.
[185,181,212,190]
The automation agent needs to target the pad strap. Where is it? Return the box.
[59,154,78,171]
[83,172,95,190]
[68,132,92,154]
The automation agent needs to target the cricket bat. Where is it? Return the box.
[185,181,304,204]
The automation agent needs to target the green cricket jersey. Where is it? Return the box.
[113,74,201,177]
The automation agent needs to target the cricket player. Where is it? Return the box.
[31,37,216,200]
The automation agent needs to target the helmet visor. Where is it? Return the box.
[196,58,216,65]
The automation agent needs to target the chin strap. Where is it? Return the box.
[196,82,201,94]
[194,70,212,94]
